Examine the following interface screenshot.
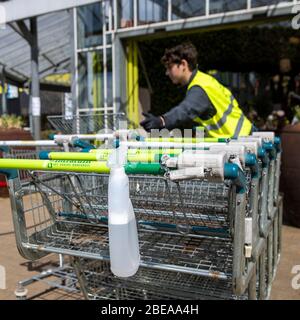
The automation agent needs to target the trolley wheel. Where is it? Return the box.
[14,284,28,300]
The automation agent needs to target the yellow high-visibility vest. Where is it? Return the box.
[188,71,252,138]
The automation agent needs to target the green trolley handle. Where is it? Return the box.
[0,160,246,194]
[88,148,183,155]
[0,159,165,176]
[39,150,179,162]
[145,137,229,143]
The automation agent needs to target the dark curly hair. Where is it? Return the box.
[161,42,198,71]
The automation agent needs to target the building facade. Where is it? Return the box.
[73,0,299,126]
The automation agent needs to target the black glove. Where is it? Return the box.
[140,112,164,132]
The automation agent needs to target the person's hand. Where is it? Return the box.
[140,112,164,132]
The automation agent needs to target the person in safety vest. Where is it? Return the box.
[140,42,254,138]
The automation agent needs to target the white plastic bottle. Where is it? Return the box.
[107,146,140,277]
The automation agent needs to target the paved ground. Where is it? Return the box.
[0,196,83,300]
[270,225,300,300]
[0,196,299,300]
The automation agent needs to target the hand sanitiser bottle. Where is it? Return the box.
[107,145,140,277]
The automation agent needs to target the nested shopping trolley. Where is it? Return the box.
[47,112,135,135]
[0,148,257,300]
[0,137,97,184]
[41,141,262,264]
[0,139,87,298]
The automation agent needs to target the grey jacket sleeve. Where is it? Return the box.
[162,86,216,130]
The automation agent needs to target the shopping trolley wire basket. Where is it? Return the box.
[47,112,134,134]
[0,157,251,295]
[71,258,250,300]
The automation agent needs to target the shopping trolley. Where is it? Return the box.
[0,128,282,297]
[70,258,252,300]
[0,151,256,299]
[0,140,89,298]
[236,133,282,299]
[38,141,265,299]
[110,135,281,300]
[40,143,260,256]
[47,112,131,135]
[0,138,95,183]
[79,134,281,300]
[0,140,62,185]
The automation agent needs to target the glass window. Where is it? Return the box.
[138,0,168,25]
[78,49,113,111]
[172,0,205,20]
[106,48,113,108]
[118,0,134,28]
[78,51,104,110]
[106,34,112,44]
[251,0,292,8]
[105,0,114,32]
[209,0,247,14]
[77,3,103,49]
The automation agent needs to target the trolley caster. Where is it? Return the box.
[15,283,28,300]
[61,278,73,287]
[63,277,75,288]
[27,261,34,271]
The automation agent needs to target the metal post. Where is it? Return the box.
[258,248,266,300]
[248,267,257,300]
[102,0,108,125]
[71,9,77,115]
[205,0,209,16]
[168,0,172,21]
[71,8,80,134]
[267,231,273,296]
[113,35,127,114]
[247,0,251,10]
[133,0,137,27]
[1,67,7,114]
[30,17,41,140]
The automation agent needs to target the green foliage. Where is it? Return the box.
[41,129,56,140]
[0,114,24,129]
[293,105,300,121]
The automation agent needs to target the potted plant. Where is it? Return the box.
[0,114,32,140]
[0,114,33,197]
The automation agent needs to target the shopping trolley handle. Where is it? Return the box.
[49,133,74,146]
[48,133,56,140]
[72,139,95,150]
[252,131,275,143]
[167,163,247,193]
[274,136,281,153]
[125,162,165,175]
[224,163,247,194]
[262,142,276,160]
[39,151,50,160]
[245,153,260,178]
[0,146,9,153]
[257,147,269,167]
[0,168,18,180]
[113,134,150,148]
[49,133,95,150]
